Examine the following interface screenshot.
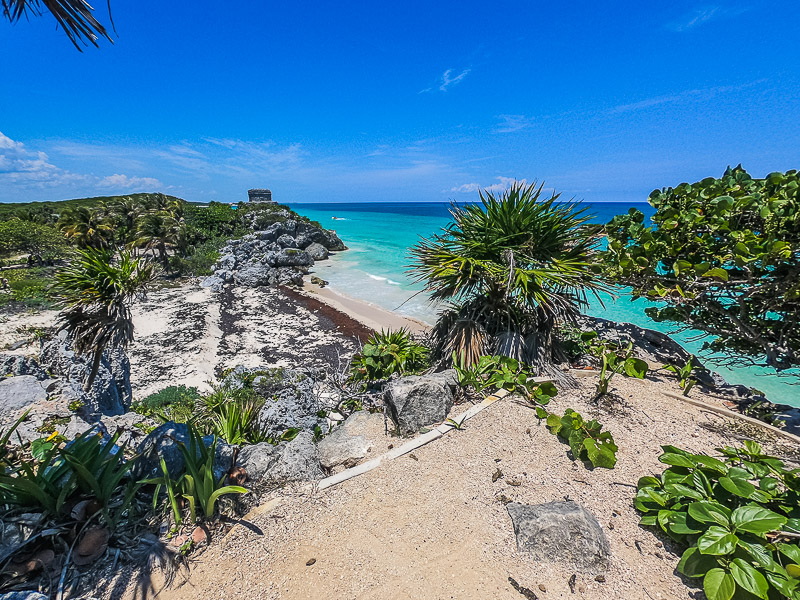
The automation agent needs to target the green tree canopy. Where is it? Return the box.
[0,218,68,259]
[602,166,800,373]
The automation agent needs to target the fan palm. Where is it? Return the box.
[59,206,114,249]
[2,0,114,50]
[132,211,182,269]
[53,248,155,390]
[109,197,144,246]
[409,181,606,371]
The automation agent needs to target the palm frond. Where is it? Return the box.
[2,0,114,50]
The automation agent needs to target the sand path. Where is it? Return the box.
[146,376,796,600]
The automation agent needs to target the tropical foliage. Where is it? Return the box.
[580,331,649,399]
[409,181,606,371]
[603,166,800,375]
[1,0,114,50]
[53,248,154,389]
[545,409,618,469]
[349,328,429,383]
[636,441,800,600]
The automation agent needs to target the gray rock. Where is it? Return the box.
[276,233,296,248]
[506,501,611,574]
[273,248,313,268]
[266,431,322,483]
[255,368,323,439]
[39,331,132,416]
[134,421,234,481]
[0,354,47,379]
[384,374,454,436]
[0,375,51,413]
[200,275,224,291]
[0,592,49,600]
[217,253,237,270]
[274,267,304,286]
[317,411,380,469]
[425,369,459,392]
[236,442,281,481]
[580,316,691,366]
[234,264,274,287]
[305,242,329,261]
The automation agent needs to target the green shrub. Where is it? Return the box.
[581,331,649,398]
[636,441,800,600]
[545,409,618,469]
[453,353,557,412]
[349,329,429,383]
[133,385,201,423]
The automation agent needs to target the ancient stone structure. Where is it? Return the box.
[248,188,273,203]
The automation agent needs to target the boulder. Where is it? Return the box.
[273,248,313,268]
[200,275,224,292]
[0,376,51,413]
[266,431,322,483]
[580,316,691,366]
[39,331,132,416]
[0,592,49,600]
[217,253,237,271]
[255,368,323,438]
[134,421,234,481]
[305,242,329,261]
[506,501,610,574]
[234,264,274,287]
[384,374,454,436]
[317,411,381,469]
[276,233,296,248]
[0,354,47,379]
[236,442,281,481]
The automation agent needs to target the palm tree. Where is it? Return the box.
[109,197,143,246]
[2,0,114,50]
[53,248,155,391]
[132,211,181,269]
[59,206,114,249]
[409,181,606,372]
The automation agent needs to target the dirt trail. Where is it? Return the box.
[143,376,795,600]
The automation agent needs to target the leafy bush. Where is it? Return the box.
[581,331,649,398]
[349,328,429,383]
[636,441,800,600]
[207,395,268,445]
[453,353,557,412]
[133,385,201,423]
[545,409,618,468]
[603,166,800,374]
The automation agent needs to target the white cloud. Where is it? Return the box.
[419,68,471,93]
[451,176,526,194]
[610,80,764,113]
[97,174,162,189]
[494,114,534,133]
[668,5,748,31]
[0,131,85,187]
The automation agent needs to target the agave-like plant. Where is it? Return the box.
[53,248,155,390]
[409,181,606,371]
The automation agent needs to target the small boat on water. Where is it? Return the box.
[332,216,343,220]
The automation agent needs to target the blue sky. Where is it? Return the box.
[1,0,798,204]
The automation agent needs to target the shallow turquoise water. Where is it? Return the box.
[290,202,799,405]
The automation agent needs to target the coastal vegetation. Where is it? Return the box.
[636,441,800,600]
[603,166,800,377]
[349,328,429,384]
[409,181,606,372]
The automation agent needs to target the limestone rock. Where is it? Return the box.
[305,242,329,261]
[273,248,313,268]
[506,501,611,574]
[0,592,49,600]
[236,442,281,481]
[266,431,322,483]
[0,376,51,413]
[384,374,454,436]
[255,368,324,439]
[317,411,381,469]
[234,264,273,287]
[0,354,47,379]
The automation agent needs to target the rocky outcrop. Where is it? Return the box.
[580,315,691,366]
[202,217,346,291]
[384,372,455,436]
[507,501,611,574]
[0,354,47,379]
[39,330,132,416]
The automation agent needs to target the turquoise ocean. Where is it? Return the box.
[289,202,799,406]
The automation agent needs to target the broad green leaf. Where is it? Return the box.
[661,453,697,468]
[703,268,729,282]
[689,501,732,526]
[737,539,773,568]
[637,476,661,489]
[704,568,736,600]
[667,511,703,535]
[665,483,705,501]
[730,558,769,599]
[692,454,728,474]
[778,544,800,564]
[719,476,757,499]
[697,526,738,555]
[786,564,800,579]
[678,546,719,577]
[731,505,787,535]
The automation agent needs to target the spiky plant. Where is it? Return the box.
[53,248,155,390]
[409,181,606,371]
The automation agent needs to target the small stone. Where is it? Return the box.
[595,575,606,583]
[507,479,521,487]
[191,526,208,544]
[538,584,547,592]
[492,468,503,482]
[306,558,316,566]
[578,584,586,593]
